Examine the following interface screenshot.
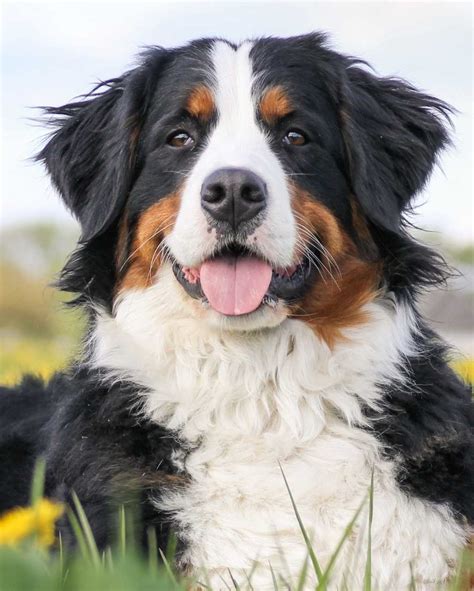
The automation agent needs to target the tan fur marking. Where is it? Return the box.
[111,469,188,493]
[128,125,141,168]
[118,193,180,293]
[292,188,346,258]
[123,113,142,169]
[350,198,372,242]
[290,186,382,347]
[260,86,293,124]
[115,213,130,270]
[186,86,215,121]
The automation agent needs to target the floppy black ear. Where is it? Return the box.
[341,66,452,233]
[37,58,162,241]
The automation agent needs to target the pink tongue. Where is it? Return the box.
[200,257,272,316]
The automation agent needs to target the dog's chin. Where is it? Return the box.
[203,300,289,332]
[169,242,317,332]
[175,272,291,332]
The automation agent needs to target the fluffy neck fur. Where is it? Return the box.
[90,265,416,445]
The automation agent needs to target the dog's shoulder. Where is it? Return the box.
[41,367,185,544]
[369,328,474,522]
[45,367,183,476]
[0,373,65,511]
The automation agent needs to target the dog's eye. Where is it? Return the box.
[167,130,195,148]
[282,129,307,146]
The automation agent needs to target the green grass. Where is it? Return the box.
[0,546,182,591]
[0,465,472,591]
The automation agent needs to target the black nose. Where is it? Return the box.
[201,167,267,230]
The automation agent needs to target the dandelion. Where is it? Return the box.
[0,499,64,547]
[451,359,474,385]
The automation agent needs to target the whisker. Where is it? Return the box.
[294,221,336,267]
[147,240,173,283]
[294,237,329,286]
[147,245,161,283]
[308,246,341,290]
[298,229,341,277]
[163,170,192,177]
[292,214,342,276]
[287,310,323,319]
[285,173,319,177]
[118,216,176,273]
[294,225,341,290]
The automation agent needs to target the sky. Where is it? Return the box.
[1,0,473,243]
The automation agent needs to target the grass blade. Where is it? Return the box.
[217,573,233,590]
[104,546,114,570]
[58,531,64,578]
[71,491,101,567]
[279,462,323,582]
[449,548,473,591]
[244,559,259,591]
[295,554,309,591]
[198,564,213,591]
[166,531,178,563]
[363,470,374,591]
[244,571,256,591]
[408,562,417,591]
[158,548,179,587]
[269,562,279,590]
[66,506,89,560]
[316,494,367,590]
[119,505,126,557]
[147,527,158,574]
[30,458,46,505]
[227,568,240,590]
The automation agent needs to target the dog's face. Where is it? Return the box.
[121,39,358,333]
[40,34,450,340]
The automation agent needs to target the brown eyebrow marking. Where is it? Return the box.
[259,86,293,124]
[185,85,215,121]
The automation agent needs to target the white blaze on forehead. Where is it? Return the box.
[213,42,254,118]
[211,41,257,148]
[207,40,286,181]
[167,40,296,270]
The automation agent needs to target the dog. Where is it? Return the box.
[0,33,472,590]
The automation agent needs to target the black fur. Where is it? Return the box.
[1,369,188,552]
[341,66,452,234]
[37,50,171,242]
[0,376,58,512]
[1,34,472,561]
[366,327,474,522]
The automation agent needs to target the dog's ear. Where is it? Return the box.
[38,57,164,241]
[341,66,452,233]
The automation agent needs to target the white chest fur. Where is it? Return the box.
[91,271,466,590]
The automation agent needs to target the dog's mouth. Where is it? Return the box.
[172,244,316,316]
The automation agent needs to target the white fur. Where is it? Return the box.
[90,266,467,590]
[167,40,296,270]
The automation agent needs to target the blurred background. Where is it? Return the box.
[1,0,473,384]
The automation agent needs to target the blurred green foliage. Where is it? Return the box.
[0,463,471,590]
[447,243,474,266]
[0,222,84,384]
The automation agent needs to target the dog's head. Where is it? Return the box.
[39,34,451,341]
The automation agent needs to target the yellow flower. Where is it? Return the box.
[0,499,64,547]
[452,358,474,385]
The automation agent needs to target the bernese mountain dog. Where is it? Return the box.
[0,33,472,590]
